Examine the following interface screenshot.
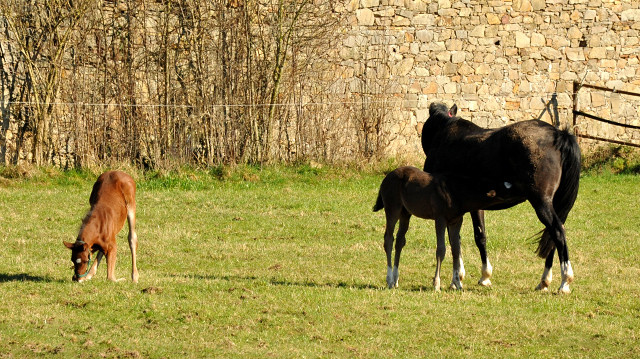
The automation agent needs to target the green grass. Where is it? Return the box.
[0,166,639,358]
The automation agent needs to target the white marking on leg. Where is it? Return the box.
[450,269,463,290]
[504,181,512,189]
[478,260,493,287]
[392,266,399,288]
[562,261,574,283]
[458,257,466,282]
[558,261,573,294]
[535,267,552,292]
[386,266,394,289]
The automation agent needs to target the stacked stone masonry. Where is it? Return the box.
[333,0,640,156]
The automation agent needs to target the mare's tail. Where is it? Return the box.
[373,191,384,212]
[536,128,581,258]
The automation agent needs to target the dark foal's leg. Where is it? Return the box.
[531,198,574,294]
[384,209,399,289]
[433,218,447,291]
[390,210,410,289]
[471,210,493,286]
[447,217,464,290]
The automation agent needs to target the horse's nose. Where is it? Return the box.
[72,275,79,282]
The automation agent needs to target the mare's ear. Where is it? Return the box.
[448,104,458,117]
[63,241,75,250]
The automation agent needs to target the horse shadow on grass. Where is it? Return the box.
[172,273,383,291]
[0,273,63,283]
[170,273,457,292]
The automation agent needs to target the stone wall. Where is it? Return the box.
[2,0,639,167]
[331,0,640,156]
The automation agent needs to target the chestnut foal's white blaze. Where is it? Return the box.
[64,171,138,283]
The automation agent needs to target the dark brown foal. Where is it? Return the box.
[373,166,509,291]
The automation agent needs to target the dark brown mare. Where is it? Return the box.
[373,166,511,291]
[63,171,139,283]
[421,102,581,293]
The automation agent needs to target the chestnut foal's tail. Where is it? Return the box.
[373,191,384,212]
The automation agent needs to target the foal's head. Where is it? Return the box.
[63,240,92,282]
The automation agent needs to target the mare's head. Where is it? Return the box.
[63,240,92,282]
[421,103,458,154]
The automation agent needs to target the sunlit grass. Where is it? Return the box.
[0,167,639,358]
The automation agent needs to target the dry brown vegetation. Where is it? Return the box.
[0,0,391,169]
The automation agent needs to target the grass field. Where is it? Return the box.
[0,166,639,358]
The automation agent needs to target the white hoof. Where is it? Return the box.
[535,266,553,292]
[558,282,571,294]
[478,277,492,287]
[535,281,550,292]
[433,277,441,292]
[561,261,574,284]
[482,261,493,279]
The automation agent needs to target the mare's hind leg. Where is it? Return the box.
[390,210,410,289]
[535,248,555,291]
[471,210,493,286]
[531,198,574,294]
[447,217,464,290]
[127,205,139,283]
[433,218,447,291]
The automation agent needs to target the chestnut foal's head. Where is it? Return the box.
[63,240,92,282]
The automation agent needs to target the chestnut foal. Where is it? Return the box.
[373,166,510,291]
[64,171,139,283]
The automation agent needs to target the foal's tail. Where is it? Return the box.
[536,128,581,258]
[373,191,384,212]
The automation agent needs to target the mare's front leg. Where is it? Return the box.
[447,217,464,290]
[471,210,493,286]
[433,218,447,291]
